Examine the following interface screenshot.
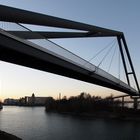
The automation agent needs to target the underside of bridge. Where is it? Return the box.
[0,5,139,96]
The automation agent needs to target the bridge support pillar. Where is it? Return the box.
[133,98,138,110]
[122,97,124,108]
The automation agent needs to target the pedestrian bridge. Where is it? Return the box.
[0,5,139,96]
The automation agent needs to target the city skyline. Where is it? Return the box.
[0,0,140,101]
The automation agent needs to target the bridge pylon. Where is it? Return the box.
[117,35,140,95]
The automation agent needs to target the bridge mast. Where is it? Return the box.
[117,35,140,94]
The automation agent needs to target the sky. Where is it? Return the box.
[0,0,140,101]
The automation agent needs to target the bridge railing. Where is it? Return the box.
[0,21,96,71]
[29,39,96,71]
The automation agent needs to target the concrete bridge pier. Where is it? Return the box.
[131,96,139,110]
[122,97,124,108]
[133,98,138,110]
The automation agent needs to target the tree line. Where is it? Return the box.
[45,92,121,113]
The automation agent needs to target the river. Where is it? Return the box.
[0,106,140,140]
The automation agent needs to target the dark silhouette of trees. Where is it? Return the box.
[45,92,121,113]
[0,101,3,109]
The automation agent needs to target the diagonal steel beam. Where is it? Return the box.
[121,35,140,93]
[0,5,122,36]
[117,36,130,86]
[7,31,119,39]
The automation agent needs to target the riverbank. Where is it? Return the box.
[45,93,140,121]
[47,109,140,122]
[0,103,2,110]
[0,130,22,140]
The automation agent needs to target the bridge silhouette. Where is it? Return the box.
[0,5,139,98]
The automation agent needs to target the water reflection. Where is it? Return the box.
[0,106,140,140]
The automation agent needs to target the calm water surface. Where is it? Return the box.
[0,106,140,140]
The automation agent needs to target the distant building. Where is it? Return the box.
[4,98,19,105]
[3,94,53,106]
[24,93,53,106]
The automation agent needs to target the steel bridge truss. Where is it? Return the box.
[0,5,139,96]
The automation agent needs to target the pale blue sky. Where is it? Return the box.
[0,0,140,100]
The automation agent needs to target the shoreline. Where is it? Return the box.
[0,130,22,140]
[46,110,140,122]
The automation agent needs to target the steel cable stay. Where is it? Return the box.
[97,40,116,68]
[118,46,121,80]
[116,44,125,85]
[107,44,117,73]
[83,39,116,67]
